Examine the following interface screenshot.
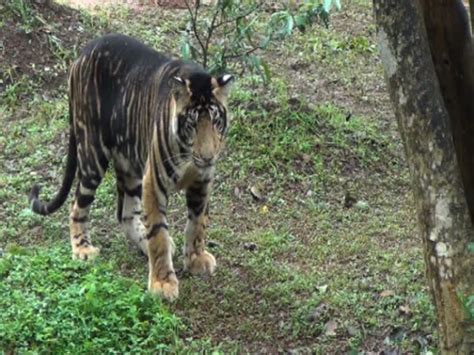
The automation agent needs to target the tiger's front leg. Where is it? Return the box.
[184,181,216,275]
[143,166,178,301]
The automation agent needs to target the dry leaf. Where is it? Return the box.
[317,284,328,294]
[399,304,411,315]
[234,186,241,198]
[380,290,395,298]
[250,185,264,202]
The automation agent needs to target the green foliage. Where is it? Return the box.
[468,242,474,253]
[181,0,341,80]
[0,245,182,353]
[466,295,474,321]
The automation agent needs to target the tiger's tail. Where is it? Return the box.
[29,120,77,216]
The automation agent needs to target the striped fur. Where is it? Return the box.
[29,34,233,300]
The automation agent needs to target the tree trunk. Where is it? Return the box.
[470,0,474,33]
[419,0,474,225]
[373,1,474,354]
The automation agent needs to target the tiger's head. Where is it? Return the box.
[171,68,234,171]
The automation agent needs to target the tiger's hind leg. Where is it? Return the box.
[118,173,147,255]
[70,177,103,260]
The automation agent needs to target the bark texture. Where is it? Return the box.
[470,0,474,33]
[419,0,474,225]
[373,1,474,354]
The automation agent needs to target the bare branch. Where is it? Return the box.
[223,45,262,61]
[214,3,262,30]
[203,5,221,65]
[184,0,207,66]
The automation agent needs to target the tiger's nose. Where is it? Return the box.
[201,155,214,165]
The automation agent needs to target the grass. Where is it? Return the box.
[0,245,181,353]
[0,0,437,353]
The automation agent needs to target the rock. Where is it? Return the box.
[324,319,338,336]
[307,303,328,322]
[347,324,358,336]
[207,240,220,248]
[243,242,257,251]
[344,192,357,208]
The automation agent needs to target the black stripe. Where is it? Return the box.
[152,150,168,199]
[197,178,212,185]
[187,184,207,198]
[72,216,88,223]
[124,184,142,197]
[147,223,168,239]
[186,190,206,216]
[77,238,89,247]
[77,194,95,208]
[158,133,177,182]
[81,178,99,190]
[177,140,189,155]
[186,183,208,216]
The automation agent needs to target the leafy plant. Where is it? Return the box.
[0,245,182,353]
[181,0,341,81]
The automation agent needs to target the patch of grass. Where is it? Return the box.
[1,75,40,110]
[3,0,44,33]
[0,245,182,353]
[76,3,184,53]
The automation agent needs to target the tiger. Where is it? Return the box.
[29,33,233,301]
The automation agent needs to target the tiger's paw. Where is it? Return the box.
[148,273,179,301]
[185,251,216,276]
[72,245,100,261]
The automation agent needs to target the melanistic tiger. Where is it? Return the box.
[29,34,233,300]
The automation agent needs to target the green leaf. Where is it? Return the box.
[294,14,308,32]
[181,41,190,61]
[260,36,271,49]
[189,44,199,61]
[285,13,294,35]
[261,59,271,83]
[323,0,342,12]
[468,242,474,253]
[323,0,332,12]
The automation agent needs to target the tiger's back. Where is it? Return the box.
[70,34,175,178]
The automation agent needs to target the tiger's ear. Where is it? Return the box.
[170,76,191,100]
[172,76,186,86]
[217,74,234,87]
[213,74,234,102]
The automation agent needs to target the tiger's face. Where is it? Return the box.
[172,72,233,171]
